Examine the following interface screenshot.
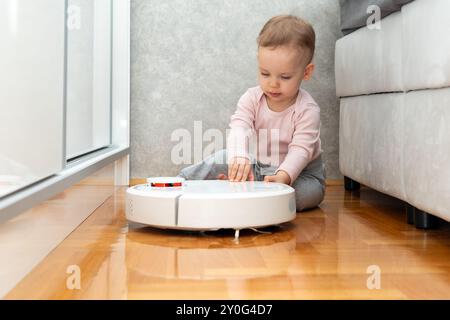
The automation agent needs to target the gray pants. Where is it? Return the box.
[178,149,326,212]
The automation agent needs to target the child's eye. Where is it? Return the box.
[261,73,269,77]
[281,76,291,80]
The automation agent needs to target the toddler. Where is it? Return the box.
[179,15,326,211]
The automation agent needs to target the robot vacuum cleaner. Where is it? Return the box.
[126,177,296,234]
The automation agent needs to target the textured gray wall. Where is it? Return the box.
[131,0,342,180]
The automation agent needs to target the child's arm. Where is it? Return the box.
[270,105,321,185]
[227,89,257,182]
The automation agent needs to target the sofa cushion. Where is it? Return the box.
[403,88,450,221]
[339,93,406,200]
[340,88,450,222]
[335,12,403,97]
[336,0,450,97]
[402,0,450,91]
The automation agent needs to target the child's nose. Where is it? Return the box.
[269,78,279,87]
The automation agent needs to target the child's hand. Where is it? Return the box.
[228,157,254,182]
[264,170,291,185]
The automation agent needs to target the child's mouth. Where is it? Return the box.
[268,92,281,97]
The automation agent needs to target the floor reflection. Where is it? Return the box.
[125,224,296,280]
[5,187,450,299]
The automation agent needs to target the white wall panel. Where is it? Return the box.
[0,0,65,197]
[66,0,112,159]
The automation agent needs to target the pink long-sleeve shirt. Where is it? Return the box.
[227,86,322,183]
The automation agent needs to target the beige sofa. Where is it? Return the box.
[335,0,450,228]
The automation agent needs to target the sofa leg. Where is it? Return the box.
[344,176,360,191]
[406,204,415,225]
[414,209,438,229]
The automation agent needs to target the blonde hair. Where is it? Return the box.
[257,15,316,64]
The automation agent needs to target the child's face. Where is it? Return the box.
[257,45,313,107]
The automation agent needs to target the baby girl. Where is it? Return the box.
[179,15,326,211]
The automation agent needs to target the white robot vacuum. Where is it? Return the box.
[125,177,296,235]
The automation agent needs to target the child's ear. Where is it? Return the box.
[303,63,315,80]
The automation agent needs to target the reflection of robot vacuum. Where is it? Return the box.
[125,227,296,280]
[126,177,296,234]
